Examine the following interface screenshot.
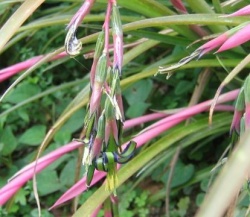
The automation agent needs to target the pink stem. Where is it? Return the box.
[0,141,82,205]
[0,52,67,82]
[103,1,112,54]
[67,0,95,29]
[213,105,234,112]
[145,90,239,132]
[134,117,185,147]
[124,105,234,130]
[124,112,167,129]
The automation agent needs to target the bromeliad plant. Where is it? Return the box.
[2,1,250,217]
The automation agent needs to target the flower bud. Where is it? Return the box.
[96,113,105,139]
[217,23,250,53]
[89,53,107,113]
[91,114,106,159]
[112,5,122,38]
[95,52,108,84]
[89,31,105,86]
[112,5,123,74]
[94,30,105,59]
[110,70,124,120]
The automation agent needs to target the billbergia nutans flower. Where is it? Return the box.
[216,22,250,53]
[64,0,136,195]
[158,4,250,74]
[158,25,246,74]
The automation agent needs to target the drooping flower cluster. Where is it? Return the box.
[158,5,250,74]
[65,0,136,193]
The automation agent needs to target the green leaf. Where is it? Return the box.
[59,108,85,133]
[135,191,148,207]
[123,79,153,105]
[19,125,46,146]
[126,101,150,118]
[53,130,71,145]
[53,102,86,145]
[196,193,205,207]
[175,81,194,96]
[0,165,19,188]
[177,197,190,217]
[0,126,17,155]
[14,188,27,206]
[4,82,41,104]
[59,159,84,187]
[200,178,210,192]
[36,169,62,196]
[161,162,195,187]
[17,108,30,123]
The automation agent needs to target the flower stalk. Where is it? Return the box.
[64,0,135,194]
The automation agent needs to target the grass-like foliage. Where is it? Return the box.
[1,0,250,216]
